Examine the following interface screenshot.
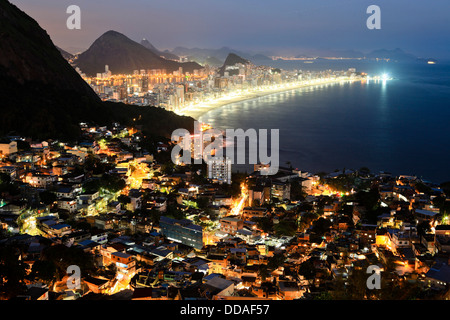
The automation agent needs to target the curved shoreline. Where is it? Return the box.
[176,77,363,120]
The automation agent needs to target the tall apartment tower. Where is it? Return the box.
[207,156,232,184]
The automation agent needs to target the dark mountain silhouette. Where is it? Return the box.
[204,56,223,67]
[327,49,365,58]
[172,46,240,62]
[0,0,105,140]
[56,46,74,61]
[0,1,194,140]
[251,54,272,61]
[75,31,201,76]
[223,53,250,66]
[140,38,179,61]
[171,46,270,65]
[366,48,418,61]
[218,53,250,76]
[294,48,419,61]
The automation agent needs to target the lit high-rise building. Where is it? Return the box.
[207,156,232,184]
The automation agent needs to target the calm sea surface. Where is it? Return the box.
[199,60,450,184]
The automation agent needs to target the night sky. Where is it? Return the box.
[10,0,450,59]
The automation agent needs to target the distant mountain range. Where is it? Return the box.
[294,48,427,62]
[59,32,434,69]
[364,48,419,61]
[170,46,271,67]
[167,47,427,64]
[75,30,203,76]
[0,1,194,140]
[140,38,180,61]
[63,39,429,72]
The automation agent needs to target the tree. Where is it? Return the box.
[290,180,306,201]
[39,190,57,206]
[298,211,318,232]
[196,197,209,210]
[325,174,355,193]
[99,263,117,280]
[100,174,126,193]
[83,178,101,194]
[415,182,432,195]
[16,140,31,152]
[255,217,273,233]
[298,258,316,280]
[30,260,57,284]
[118,195,131,205]
[417,221,431,237]
[358,167,371,176]
[274,220,297,237]
[147,208,161,226]
[267,253,286,270]
[58,211,70,221]
[165,204,185,220]
[355,188,380,223]
[310,217,332,237]
[0,245,28,299]
[345,267,371,299]
[258,264,269,281]
[161,162,175,175]
[297,202,314,213]
[41,244,97,281]
[440,181,450,196]
[83,174,126,194]
[314,291,333,300]
[84,154,113,175]
[76,221,92,231]
[0,173,20,195]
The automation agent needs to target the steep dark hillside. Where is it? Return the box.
[0,1,194,141]
[56,46,74,61]
[0,1,104,140]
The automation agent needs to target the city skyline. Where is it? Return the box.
[9,0,450,59]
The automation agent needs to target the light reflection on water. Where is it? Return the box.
[199,71,450,183]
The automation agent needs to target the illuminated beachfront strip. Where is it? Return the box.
[174,75,365,119]
[81,58,382,118]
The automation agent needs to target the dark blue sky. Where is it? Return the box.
[10,0,450,59]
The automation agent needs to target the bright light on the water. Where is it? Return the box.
[382,73,389,81]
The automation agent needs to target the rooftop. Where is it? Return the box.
[111,251,132,259]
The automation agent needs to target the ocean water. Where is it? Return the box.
[199,60,450,184]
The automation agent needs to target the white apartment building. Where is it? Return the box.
[207,156,232,184]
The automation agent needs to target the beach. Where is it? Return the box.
[176,77,363,120]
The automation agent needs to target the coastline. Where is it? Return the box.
[176,77,363,120]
